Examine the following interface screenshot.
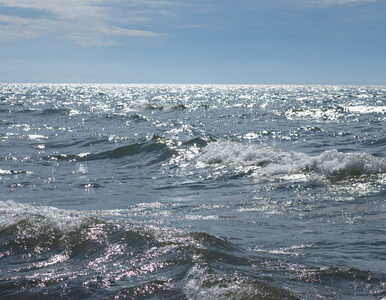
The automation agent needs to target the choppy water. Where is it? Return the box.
[0,84,385,299]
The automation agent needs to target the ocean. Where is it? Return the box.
[0,84,385,299]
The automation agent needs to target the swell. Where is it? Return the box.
[362,136,386,148]
[128,101,164,111]
[37,107,71,116]
[104,113,149,122]
[127,101,191,112]
[49,136,177,164]
[45,135,112,149]
[47,136,213,165]
[181,136,215,148]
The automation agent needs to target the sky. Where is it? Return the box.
[0,0,385,84]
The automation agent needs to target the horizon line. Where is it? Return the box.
[1,82,385,87]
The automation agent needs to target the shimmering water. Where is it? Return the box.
[0,84,385,299]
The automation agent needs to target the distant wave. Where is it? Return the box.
[126,101,191,112]
[39,106,71,116]
[127,101,165,111]
[104,113,149,122]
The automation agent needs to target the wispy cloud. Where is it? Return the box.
[292,0,378,7]
[0,0,165,45]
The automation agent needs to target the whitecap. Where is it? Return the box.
[196,141,386,180]
[344,105,386,114]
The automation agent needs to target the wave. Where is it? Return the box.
[47,135,215,165]
[172,104,188,110]
[45,135,112,149]
[0,169,29,175]
[1,201,381,299]
[344,105,386,114]
[127,101,191,112]
[49,135,177,164]
[184,264,295,300]
[181,136,214,148]
[38,107,71,116]
[362,137,386,147]
[104,113,149,122]
[0,201,294,299]
[196,141,386,180]
[14,108,37,114]
[128,101,165,111]
[285,106,345,120]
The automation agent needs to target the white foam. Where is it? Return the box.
[127,100,164,111]
[0,201,203,249]
[310,149,386,178]
[285,108,344,120]
[0,169,12,175]
[344,105,386,114]
[184,264,272,300]
[0,200,86,232]
[27,134,47,140]
[197,141,386,179]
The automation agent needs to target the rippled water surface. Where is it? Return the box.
[0,84,385,299]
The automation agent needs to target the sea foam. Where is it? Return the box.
[197,141,386,179]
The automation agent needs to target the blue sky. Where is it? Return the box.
[0,0,385,84]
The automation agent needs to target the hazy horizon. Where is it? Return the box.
[1,82,386,87]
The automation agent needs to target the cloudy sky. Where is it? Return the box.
[0,0,385,84]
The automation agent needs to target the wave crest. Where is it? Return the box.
[2,201,284,298]
[197,141,386,180]
[49,135,177,163]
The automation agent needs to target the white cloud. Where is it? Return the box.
[0,14,56,41]
[0,0,165,45]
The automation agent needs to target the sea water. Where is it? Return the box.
[0,84,385,299]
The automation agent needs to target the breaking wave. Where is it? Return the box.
[196,141,386,180]
[0,201,294,299]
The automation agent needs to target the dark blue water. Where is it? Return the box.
[0,84,385,299]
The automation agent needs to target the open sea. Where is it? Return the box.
[0,84,385,299]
